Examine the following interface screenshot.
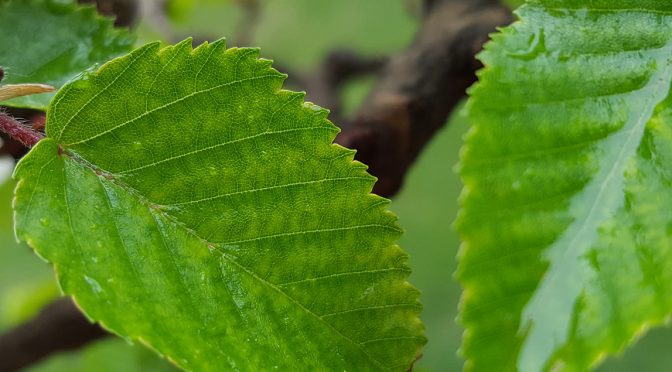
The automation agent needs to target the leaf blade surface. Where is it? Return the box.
[459,1,672,371]
[14,39,425,371]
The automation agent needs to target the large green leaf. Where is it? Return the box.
[0,0,135,110]
[13,39,425,370]
[458,1,672,371]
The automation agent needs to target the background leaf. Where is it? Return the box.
[13,39,425,370]
[458,1,672,371]
[0,0,135,110]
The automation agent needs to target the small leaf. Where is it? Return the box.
[458,1,672,371]
[0,0,135,110]
[14,39,425,370]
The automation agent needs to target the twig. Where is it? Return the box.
[0,111,44,148]
[0,108,45,159]
[303,51,388,125]
[0,68,47,152]
[336,0,512,196]
[0,297,108,372]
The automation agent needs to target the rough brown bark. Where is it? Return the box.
[298,50,389,126]
[337,0,512,196]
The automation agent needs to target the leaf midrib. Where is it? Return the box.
[523,34,672,313]
[517,33,672,372]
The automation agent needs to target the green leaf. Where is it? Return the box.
[0,0,135,110]
[458,1,672,371]
[13,39,425,370]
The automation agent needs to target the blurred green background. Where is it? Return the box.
[3,0,672,371]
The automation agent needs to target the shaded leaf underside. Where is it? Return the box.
[14,40,425,371]
[0,0,134,110]
[459,1,672,371]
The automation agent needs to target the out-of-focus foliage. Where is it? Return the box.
[0,0,135,110]
[160,0,416,69]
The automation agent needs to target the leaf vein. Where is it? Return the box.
[116,126,333,175]
[217,224,402,246]
[56,45,154,141]
[167,176,373,206]
[217,250,390,370]
[277,267,409,287]
[320,303,421,319]
[64,74,280,146]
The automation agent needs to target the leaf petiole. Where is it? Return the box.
[0,111,43,148]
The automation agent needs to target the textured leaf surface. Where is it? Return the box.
[458,1,672,371]
[13,39,425,371]
[0,0,134,110]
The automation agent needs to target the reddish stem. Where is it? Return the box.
[0,111,43,148]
